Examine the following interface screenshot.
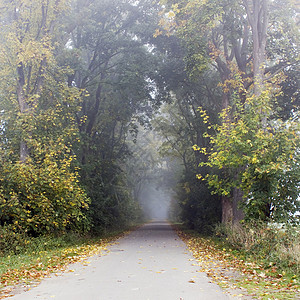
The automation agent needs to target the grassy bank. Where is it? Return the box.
[173,223,299,300]
[0,228,135,299]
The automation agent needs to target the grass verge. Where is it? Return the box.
[0,227,135,299]
[173,223,299,300]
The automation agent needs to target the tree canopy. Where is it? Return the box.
[0,0,299,243]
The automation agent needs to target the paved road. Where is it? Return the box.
[10,221,231,300]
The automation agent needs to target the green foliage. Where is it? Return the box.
[0,224,29,255]
[0,0,169,239]
[82,160,143,233]
[0,159,90,235]
[153,81,222,231]
[161,0,299,226]
[64,0,167,230]
[0,0,90,236]
[197,90,300,222]
[0,87,91,234]
[178,172,222,234]
[277,66,300,120]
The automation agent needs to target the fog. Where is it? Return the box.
[127,126,181,222]
[138,184,172,220]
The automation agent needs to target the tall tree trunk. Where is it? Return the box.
[219,69,245,224]
[17,64,30,162]
[233,187,244,224]
[222,196,233,223]
[243,0,270,219]
[243,0,269,96]
[221,0,269,224]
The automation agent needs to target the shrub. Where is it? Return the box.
[0,224,29,255]
[0,159,90,236]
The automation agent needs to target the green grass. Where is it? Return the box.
[0,228,135,298]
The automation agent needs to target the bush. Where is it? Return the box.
[0,224,29,255]
[0,159,90,236]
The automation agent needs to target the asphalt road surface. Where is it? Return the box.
[10,221,231,300]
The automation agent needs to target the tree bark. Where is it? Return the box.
[17,63,31,162]
[243,0,269,96]
[222,196,233,223]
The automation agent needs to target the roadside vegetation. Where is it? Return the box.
[174,223,299,299]
[0,227,137,299]
[215,222,300,277]
[156,2,299,299]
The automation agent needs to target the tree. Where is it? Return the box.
[60,0,169,230]
[0,0,90,235]
[159,0,299,223]
[153,80,222,232]
[197,90,300,223]
[0,0,71,161]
